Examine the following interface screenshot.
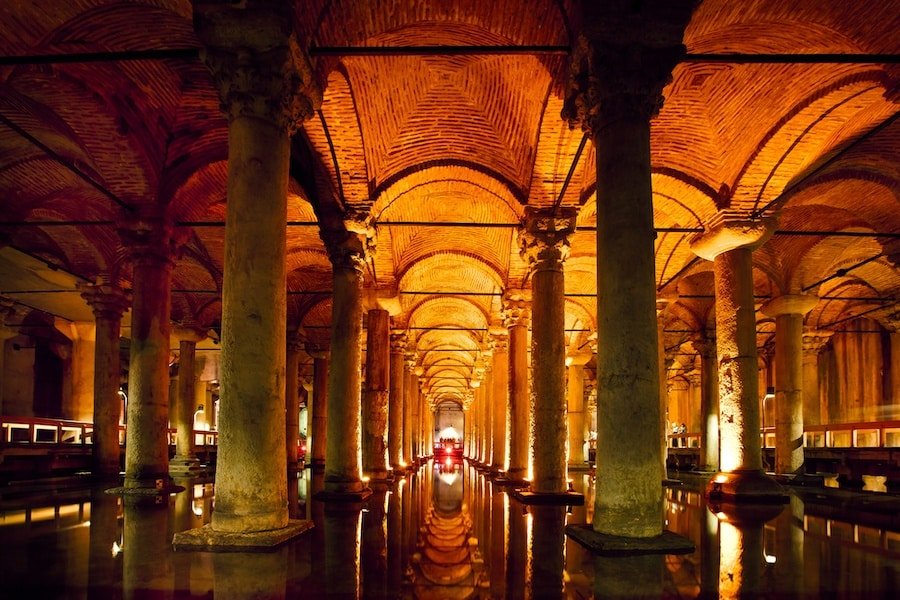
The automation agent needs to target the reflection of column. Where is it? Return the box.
[529,506,567,597]
[195,2,321,531]
[762,295,817,474]
[490,331,509,471]
[657,300,671,477]
[693,218,783,499]
[801,329,831,427]
[285,338,302,472]
[363,309,389,480]
[774,495,805,597]
[490,484,507,597]
[506,498,528,598]
[411,367,422,464]
[388,332,406,471]
[480,360,492,465]
[563,12,692,535]
[87,488,120,598]
[213,549,288,600]
[80,283,130,478]
[715,505,783,599]
[171,327,205,475]
[521,208,575,493]
[119,219,177,489]
[321,225,369,496]
[700,498,721,599]
[387,481,403,592]
[593,554,665,599]
[567,353,591,469]
[308,347,328,469]
[696,337,719,471]
[504,294,530,481]
[361,487,388,596]
[123,497,172,599]
[324,507,362,597]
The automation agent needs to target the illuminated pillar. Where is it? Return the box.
[170,326,206,475]
[567,353,591,469]
[504,293,530,482]
[657,300,670,477]
[801,329,831,427]
[695,336,719,471]
[388,332,406,471]
[411,366,422,464]
[190,1,321,540]
[119,218,177,489]
[321,224,370,497]
[285,337,301,472]
[403,354,416,466]
[562,3,694,535]
[692,218,784,500]
[80,282,130,478]
[489,330,509,471]
[762,295,817,474]
[363,308,390,480]
[308,346,329,469]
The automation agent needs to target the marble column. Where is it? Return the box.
[170,326,206,475]
[363,309,390,480]
[489,330,509,471]
[118,219,177,489]
[480,359,492,465]
[321,225,370,497]
[801,329,832,428]
[308,347,329,469]
[762,295,817,475]
[504,294,530,482]
[695,336,720,471]
[567,353,592,469]
[80,282,130,478]
[285,337,302,472]
[411,366,422,464]
[403,354,416,466]
[692,218,784,500]
[192,2,321,537]
[388,332,406,471]
[562,4,694,535]
[519,206,576,494]
[656,300,671,477]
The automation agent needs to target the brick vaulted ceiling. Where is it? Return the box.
[0,1,898,405]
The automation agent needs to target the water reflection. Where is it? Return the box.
[1,466,899,597]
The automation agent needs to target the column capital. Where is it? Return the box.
[502,291,530,327]
[320,221,373,273]
[171,324,208,345]
[760,294,818,318]
[692,336,716,359]
[519,207,577,272]
[881,311,900,333]
[389,331,408,353]
[802,328,833,356]
[304,342,329,359]
[690,214,776,260]
[79,281,131,321]
[194,1,321,132]
[404,352,418,371]
[567,351,593,367]
[488,330,509,352]
[117,216,182,267]
[286,336,304,354]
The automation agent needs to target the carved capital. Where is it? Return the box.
[488,331,509,353]
[802,328,833,356]
[404,352,418,371]
[304,342,329,359]
[194,1,321,131]
[502,291,530,328]
[79,281,131,321]
[519,207,577,272]
[691,213,776,260]
[118,216,181,267]
[389,331,408,354]
[320,229,368,273]
[692,337,717,359]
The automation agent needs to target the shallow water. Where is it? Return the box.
[1,461,898,598]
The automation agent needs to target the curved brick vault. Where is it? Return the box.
[0,0,897,405]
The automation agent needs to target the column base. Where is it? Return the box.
[512,489,585,506]
[565,524,695,556]
[169,456,203,476]
[172,519,313,552]
[316,477,373,502]
[310,460,326,472]
[105,479,185,496]
[705,470,788,503]
[567,463,591,472]
[492,475,530,488]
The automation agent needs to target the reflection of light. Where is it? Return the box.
[445,457,453,467]
[439,471,459,486]
[719,521,741,596]
[111,541,123,557]
[714,474,728,484]
[192,500,203,516]
[565,356,574,367]
[361,476,370,483]
[765,554,777,564]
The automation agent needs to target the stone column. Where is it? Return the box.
[321,225,370,497]
[567,353,592,470]
[54,320,96,422]
[692,218,784,500]
[402,354,416,466]
[363,309,390,480]
[80,282,130,478]
[695,337,719,471]
[309,346,329,469]
[489,330,509,471]
[521,207,577,494]
[0,301,18,413]
[562,3,695,536]
[656,301,671,477]
[411,366,422,464]
[479,359,492,466]
[888,316,900,407]
[190,1,321,538]
[118,218,177,489]
[170,326,206,475]
[285,337,302,472]
[801,330,832,428]
[761,295,817,475]
[504,293,530,482]
[388,332,406,471]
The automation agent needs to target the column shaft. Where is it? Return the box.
[285,341,300,471]
[594,116,662,537]
[714,248,761,472]
[411,372,420,463]
[311,355,328,468]
[215,114,289,531]
[490,336,509,470]
[699,343,720,471]
[87,300,126,477]
[774,313,804,474]
[362,309,389,479]
[402,363,414,464]
[481,369,492,464]
[325,260,365,492]
[531,266,567,492]
[388,334,406,470]
[172,338,200,472]
[507,316,529,480]
[567,363,585,467]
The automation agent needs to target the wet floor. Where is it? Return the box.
[1,460,899,598]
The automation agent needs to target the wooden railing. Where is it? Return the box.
[667,420,900,450]
[1,416,218,448]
